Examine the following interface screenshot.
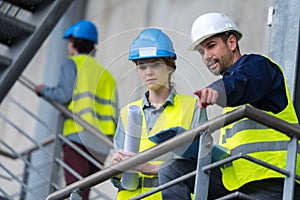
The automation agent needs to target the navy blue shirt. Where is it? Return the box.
[209,54,288,114]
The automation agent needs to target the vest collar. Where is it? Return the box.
[142,87,177,110]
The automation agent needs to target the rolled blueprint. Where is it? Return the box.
[121,105,143,190]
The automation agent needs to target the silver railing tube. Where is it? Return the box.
[46,106,248,200]
[46,105,300,200]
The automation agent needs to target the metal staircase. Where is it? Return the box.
[0,0,73,104]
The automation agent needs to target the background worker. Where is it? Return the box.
[110,28,207,199]
[35,20,118,200]
[159,12,300,199]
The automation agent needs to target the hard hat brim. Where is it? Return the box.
[187,29,242,51]
[187,32,218,51]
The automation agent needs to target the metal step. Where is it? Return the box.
[0,12,35,46]
[2,0,50,12]
[0,54,11,69]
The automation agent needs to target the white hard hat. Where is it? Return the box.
[188,12,242,51]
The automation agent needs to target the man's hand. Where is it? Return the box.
[35,84,45,97]
[193,87,219,109]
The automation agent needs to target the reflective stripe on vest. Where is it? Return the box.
[63,55,117,137]
[222,119,269,144]
[219,56,300,191]
[118,94,197,199]
[72,91,118,108]
[231,140,300,155]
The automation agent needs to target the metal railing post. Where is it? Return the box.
[283,136,298,200]
[69,189,82,200]
[20,153,31,200]
[48,114,64,194]
[194,131,213,200]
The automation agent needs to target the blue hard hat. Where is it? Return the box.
[63,20,98,43]
[129,28,176,61]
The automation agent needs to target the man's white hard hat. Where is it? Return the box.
[188,12,242,51]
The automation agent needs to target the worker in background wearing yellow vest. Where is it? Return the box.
[35,20,118,200]
[159,12,300,199]
[110,28,207,199]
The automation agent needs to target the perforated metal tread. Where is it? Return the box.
[0,55,11,69]
[2,0,52,12]
[0,13,35,46]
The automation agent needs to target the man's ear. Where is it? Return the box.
[227,35,238,51]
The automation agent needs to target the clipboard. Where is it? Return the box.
[211,144,230,163]
[149,127,231,161]
[149,126,199,160]
[148,126,185,143]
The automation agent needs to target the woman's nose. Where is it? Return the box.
[145,67,154,75]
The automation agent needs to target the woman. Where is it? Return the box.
[110,28,207,199]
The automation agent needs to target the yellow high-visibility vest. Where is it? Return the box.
[63,55,117,137]
[219,57,300,191]
[118,94,197,200]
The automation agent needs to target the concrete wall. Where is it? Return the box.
[83,0,273,156]
[0,0,272,199]
[86,0,271,116]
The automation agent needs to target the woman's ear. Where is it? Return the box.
[168,66,175,74]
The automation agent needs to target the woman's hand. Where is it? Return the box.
[110,149,127,166]
[110,150,127,179]
[125,152,160,175]
[110,150,160,175]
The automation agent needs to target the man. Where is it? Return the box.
[159,12,300,199]
[35,20,118,200]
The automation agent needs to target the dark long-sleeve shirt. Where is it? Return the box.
[209,54,288,114]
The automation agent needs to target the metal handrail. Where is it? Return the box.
[0,134,55,159]
[13,76,111,198]
[131,150,300,200]
[0,139,61,190]
[0,97,105,170]
[0,162,42,199]
[0,92,107,198]
[19,135,55,156]
[0,110,94,196]
[45,105,245,200]
[18,75,114,149]
[3,95,105,169]
[46,105,300,200]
